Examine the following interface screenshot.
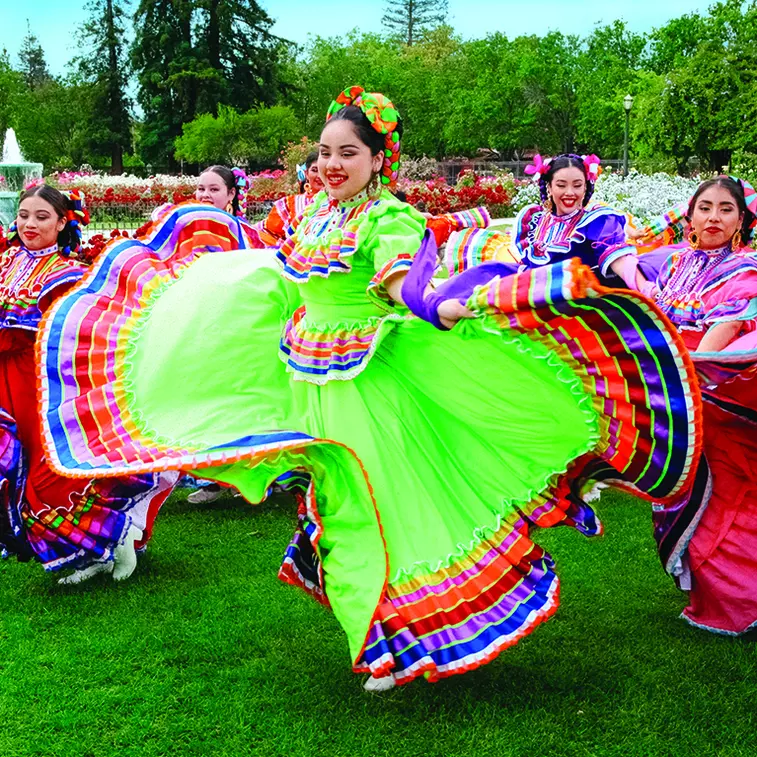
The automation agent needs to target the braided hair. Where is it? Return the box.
[540,154,594,208]
[15,185,88,256]
[203,165,248,217]
[688,176,755,243]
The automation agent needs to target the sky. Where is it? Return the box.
[1,0,711,76]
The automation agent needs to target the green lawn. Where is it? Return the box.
[1,488,754,757]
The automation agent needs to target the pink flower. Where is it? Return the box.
[583,154,602,181]
[524,154,551,182]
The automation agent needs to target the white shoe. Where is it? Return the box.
[582,481,609,503]
[187,487,223,504]
[112,523,141,581]
[363,674,396,692]
[58,562,113,585]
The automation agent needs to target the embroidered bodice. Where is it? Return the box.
[276,190,426,383]
[655,245,757,337]
[513,203,627,277]
[0,243,86,332]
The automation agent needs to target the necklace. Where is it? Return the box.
[660,245,731,302]
[20,242,59,258]
[531,207,584,262]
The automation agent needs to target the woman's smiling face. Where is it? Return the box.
[16,195,66,250]
[195,171,235,211]
[548,166,586,215]
[690,185,743,250]
[318,119,382,201]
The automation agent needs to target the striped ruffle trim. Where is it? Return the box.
[37,204,258,477]
[355,511,559,684]
[467,258,703,503]
[278,199,381,282]
[279,305,410,384]
[444,227,516,276]
[445,206,491,231]
[366,254,414,305]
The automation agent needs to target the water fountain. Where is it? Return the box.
[0,129,43,228]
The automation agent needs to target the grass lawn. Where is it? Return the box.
[1,488,754,757]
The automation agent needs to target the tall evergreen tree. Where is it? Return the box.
[18,23,52,90]
[132,0,291,166]
[0,50,24,137]
[198,0,292,112]
[76,0,132,173]
[382,0,448,46]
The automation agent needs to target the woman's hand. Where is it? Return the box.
[626,226,650,241]
[696,321,742,353]
[437,299,475,329]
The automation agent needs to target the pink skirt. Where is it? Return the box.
[683,406,757,635]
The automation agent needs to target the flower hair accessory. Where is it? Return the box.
[61,189,90,256]
[326,85,401,189]
[232,167,249,218]
[296,162,307,184]
[524,154,552,182]
[583,154,602,182]
[728,175,757,231]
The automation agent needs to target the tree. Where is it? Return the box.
[198,0,293,112]
[18,23,51,90]
[574,21,646,156]
[76,0,132,173]
[0,51,24,138]
[132,0,207,166]
[382,0,447,46]
[132,0,292,167]
[174,104,302,165]
[14,79,94,168]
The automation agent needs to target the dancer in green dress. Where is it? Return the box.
[38,87,701,689]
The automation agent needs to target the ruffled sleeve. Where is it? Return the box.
[427,206,491,247]
[655,249,679,291]
[581,210,628,276]
[641,200,689,244]
[366,199,426,306]
[512,204,541,260]
[702,254,757,328]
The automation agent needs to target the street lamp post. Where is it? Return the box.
[623,94,634,176]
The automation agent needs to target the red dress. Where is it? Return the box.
[653,245,757,634]
[0,242,175,571]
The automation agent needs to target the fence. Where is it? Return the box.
[85,200,272,239]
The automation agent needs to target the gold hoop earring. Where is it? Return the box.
[368,173,380,198]
[689,230,699,250]
[731,229,742,250]
[225,201,234,214]
[544,194,554,213]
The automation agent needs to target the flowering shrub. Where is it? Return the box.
[593,170,699,224]
[79,228,134,264]
[247,169,288,202]
[48,168,704,229]
[399,171,523,215]
[511,181,541,212]
[280,137,318,192]
[400,156,440,181]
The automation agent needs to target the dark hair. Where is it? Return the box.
[299,150,320,193]
[202,165,240,215]
[325,105,404,157]
[18,185,79,254]
[541,154,594,208]
[687,175,754,243]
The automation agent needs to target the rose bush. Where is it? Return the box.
[48,167,703,227]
